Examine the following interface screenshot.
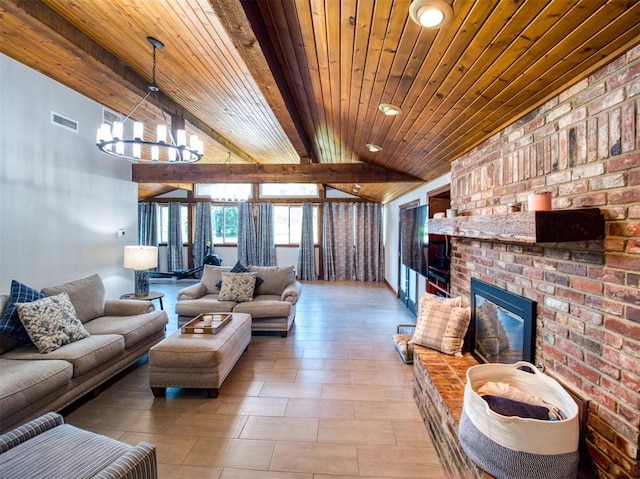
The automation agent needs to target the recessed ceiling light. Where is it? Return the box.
[409,0,453,28]
[379,103,402,116]
[366,143,382,152]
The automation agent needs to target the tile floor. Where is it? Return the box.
[65,280,446,478]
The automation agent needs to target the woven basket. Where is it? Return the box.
[459,361,579,479]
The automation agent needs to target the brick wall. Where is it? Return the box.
[448,45,639,479]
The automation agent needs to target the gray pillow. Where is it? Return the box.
[17,292,90,353]
[41,274,105,323]
[200,265,231,294]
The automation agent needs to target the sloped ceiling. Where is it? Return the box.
[1,0,639,203]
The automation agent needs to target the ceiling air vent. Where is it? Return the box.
[51,112,78,132]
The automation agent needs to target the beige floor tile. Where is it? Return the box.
[294,368,353,384]
[351,371,413,386]
[324,359,379,371]
[166,412,248,438]
[183,437,275,470]
[220,469,312,478]
[392,421,434,447]
[273,358,326,370]
[203,396,289,416]
[357,445,445,478]
[269,441,359,475]
[302,349,352,359]
[317,419,396,445]
[259,382,322,399]
[219,379,266,397]
[284,398,355,420]
[120,431,199,465]
[158,463,223,479]
[230,368,298,382]
[239,416,318,441]
[354,401,422,422]
[321,384,388,401]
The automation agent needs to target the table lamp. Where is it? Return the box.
[124,245,158,296]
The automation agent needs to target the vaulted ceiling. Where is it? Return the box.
[1,0,639,203]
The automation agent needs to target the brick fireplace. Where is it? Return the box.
[445,45,639,478]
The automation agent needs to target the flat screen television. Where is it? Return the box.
[400,205,429,277]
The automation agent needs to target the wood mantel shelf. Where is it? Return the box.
[429,208,605,244]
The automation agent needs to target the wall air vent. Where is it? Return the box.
[102,108,123,126]
[51,112,78,132]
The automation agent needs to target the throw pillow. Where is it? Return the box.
[216,261,263,289]
[201,265,231,293]
[412,294,470,356]
[0,280,46,344]
[16,292,90,353]
[217,272,257,303]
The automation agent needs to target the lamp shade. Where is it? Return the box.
[124,245,158,270]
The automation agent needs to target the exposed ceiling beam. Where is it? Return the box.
[132,163,423,184]
[210,0,314,163]
[3,0,259,166]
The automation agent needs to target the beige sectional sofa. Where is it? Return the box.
[176,264,302,337]
[0,274,168,433]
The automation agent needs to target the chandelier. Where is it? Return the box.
[96,36,204,163]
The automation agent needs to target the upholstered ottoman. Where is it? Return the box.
[148,312,251,398]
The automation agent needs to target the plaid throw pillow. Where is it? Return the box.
[0,280,46,343]
[412,294,470,356]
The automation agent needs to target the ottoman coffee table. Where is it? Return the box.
[149,312,251,398]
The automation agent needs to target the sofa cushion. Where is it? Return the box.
[200,265,231,294]
[218,272,257,302]
[249,265,295,295]
[0,423,132,479]
[0,281,46,344]
[175,295,237,316]
[412,294,470,357]
[0,358,73,419]
[41,274,105,323]
[84,311,168,349]
[3,334,124,377]
[16,293,90,354]
[233,297,293,318]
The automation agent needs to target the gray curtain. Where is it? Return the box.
[237,202,257,266]
[167,202,183,271]
[355,203,384,281]
[256,203,276,266]
[297,202,316,280]
[322,202,355,280]
[193,202,212,276]
[138,202,157,246]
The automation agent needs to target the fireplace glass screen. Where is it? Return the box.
[470,278,536,364]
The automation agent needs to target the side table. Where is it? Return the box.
[120,291,164,310]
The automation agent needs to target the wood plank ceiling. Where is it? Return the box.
[1,0,639,203]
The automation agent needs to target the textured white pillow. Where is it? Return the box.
[16,292,90,353]
[217,272,257,302]
[412,294,470,356]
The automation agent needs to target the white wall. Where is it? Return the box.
[0,54,138,297]
[383,174,451,307]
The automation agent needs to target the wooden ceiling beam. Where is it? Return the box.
[132,163,423,184]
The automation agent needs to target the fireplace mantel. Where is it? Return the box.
[429,208,604,244]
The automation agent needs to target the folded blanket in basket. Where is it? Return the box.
[482,395,552,420]
[478,381,564,420]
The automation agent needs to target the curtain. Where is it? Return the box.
[138,202,157,246]
[237,202,257,266]
[297,202,316,280]
[167,202,183,271]
[355,203,384,281]
[256,203,276,266]
[322,202,355,280]
[193,202,212,277]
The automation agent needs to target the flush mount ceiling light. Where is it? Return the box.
[379,103,403,116]
[366,143,382,152]
[409,0,453,28]
[96,36,203,163]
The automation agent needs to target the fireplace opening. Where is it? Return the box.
[469,278,536,364]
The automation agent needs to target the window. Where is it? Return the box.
[273,205,318,245]
[211,205,238,244]
[260,183,318,197]
[196,183,252,202]
[158,204,189,243]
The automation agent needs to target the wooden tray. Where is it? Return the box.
[181,313,232,334]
